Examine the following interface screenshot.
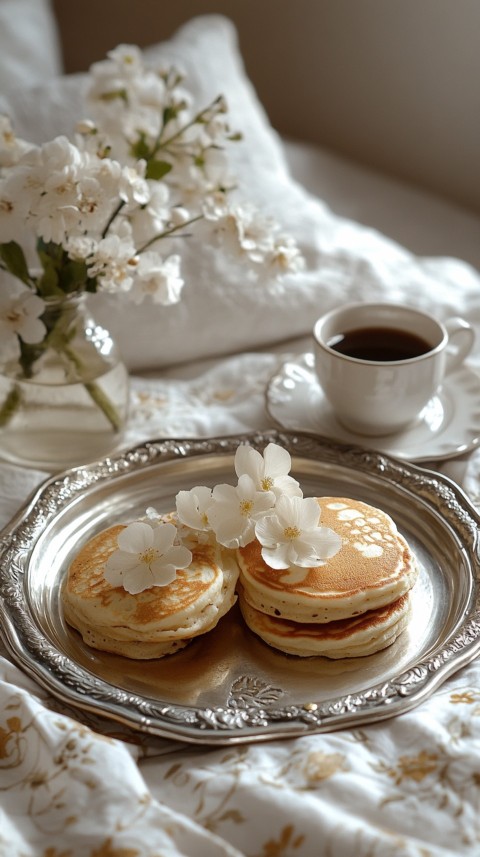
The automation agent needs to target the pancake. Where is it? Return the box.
[237,497,418,623]
[238,586,412,658]
[62,522,239,659]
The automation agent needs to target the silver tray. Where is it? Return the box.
[1,430,480,745]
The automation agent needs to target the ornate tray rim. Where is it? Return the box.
[1,429,480,745]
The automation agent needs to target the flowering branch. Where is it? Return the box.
[136,213,204,253]
[0,43,304,434]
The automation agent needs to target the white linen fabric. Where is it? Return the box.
[0,0,62,92]
[1,343,480,857]
[2,14,480,372]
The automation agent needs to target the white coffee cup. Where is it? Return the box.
[313,302,475,436]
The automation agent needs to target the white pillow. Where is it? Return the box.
[2,14,480,372]
[0,0,62,93]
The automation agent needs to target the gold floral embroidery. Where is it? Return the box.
[388,751,439,785]
[302,751,348,783]
[0,715,23,763]
[258,824,305,856]
[91,839,139,857]
[451,690,478,704]
[43,849,73,857]
[161,750,248,834]
[210,388,236,402]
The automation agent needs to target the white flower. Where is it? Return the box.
[202,190,229,221]
[129,252,183,305]
[208,474,276,549]
[128,181,173,246]
[106,43,145,75]
[270,235,306,274]
[187,146,233,193]
[65,234,97,261]
[234,442,302,499]
[0,175,30,241]
[255,495,342,570]
[0,115,33,167]
[88,229,138,292]
[104,520,192,594]
[176,486,214,532]
[0,280,46,358]
[218,204,275,264]
[119,162,150,207]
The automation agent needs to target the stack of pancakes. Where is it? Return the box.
[237,497,418,658]
[62,523,239,659]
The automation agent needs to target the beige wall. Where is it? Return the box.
[52,0,480,215]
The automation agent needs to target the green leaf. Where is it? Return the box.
[162,105,178,126]
[36,252,62,297]
[130,131,152,162]
[58,258,90,293]
[100,87,128,104]
[0,242,31,286]
[146,159,172,181]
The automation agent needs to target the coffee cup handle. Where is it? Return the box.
[444,317,475,373]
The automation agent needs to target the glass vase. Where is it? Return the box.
[0,293,129,470]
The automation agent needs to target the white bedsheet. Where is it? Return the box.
[3,5,480,851]
[2,334,480,857]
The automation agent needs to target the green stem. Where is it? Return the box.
[0,385,22,428]
[137,214,204,253]
[84,380,123,432]
[156,99,223,152]
[0,362,122,433]
[63,344,123,432]
[102,200,125,238]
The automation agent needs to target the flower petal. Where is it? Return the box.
[151,562,178,587]
[261,544,290,569]
[151,521,177,552]
[234,443,261,480]
[263,442,292,477]
[123,566,154,595]
[117,521,154,553]
[105,550,138,574]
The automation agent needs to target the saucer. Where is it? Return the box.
[265,353,480,462]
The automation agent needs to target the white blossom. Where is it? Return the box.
[0,115,33,167]
[118,162,150,207]
[129,252,183,305]
[208,474,276,549]
[0,175,30,241]
[270,235,306,274]
[176,486,214,533]
[128,181,173,247]
[104,520,192,594]
[234,442,302,499]
[255,495,342,570]
[0,280,46,359]
[88,226,138,293]
[0,43,305,377]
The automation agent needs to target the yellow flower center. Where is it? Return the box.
[284,526,300,540]
[6,310,22,325]
[139,547,159,567]
[240,499,253,516]
[201,512,209,526]
[261,476,273,491]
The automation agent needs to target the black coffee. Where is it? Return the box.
[327,326,432,362]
